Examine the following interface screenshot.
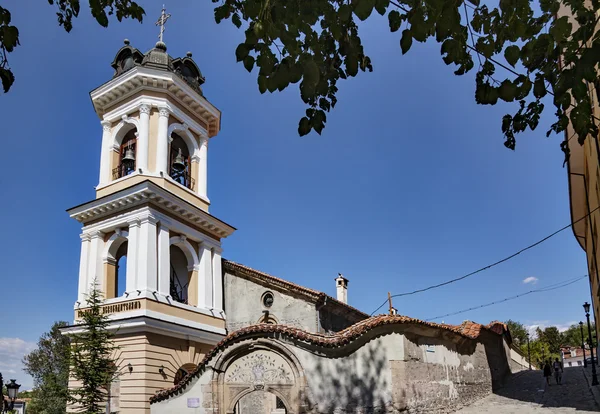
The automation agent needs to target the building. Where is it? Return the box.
[562,4,600,346]
[561,346,586,367]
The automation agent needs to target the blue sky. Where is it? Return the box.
[0,2,592,388]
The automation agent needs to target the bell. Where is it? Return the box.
[122,147,135,164]
[172,148,185,172]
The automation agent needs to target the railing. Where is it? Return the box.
[112,163,135,180]
[169,169,195,191]
[170,264,189,305]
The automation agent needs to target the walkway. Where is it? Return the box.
[454,367,599,413]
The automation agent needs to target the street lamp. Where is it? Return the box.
[580,321,588,368]
[0,374,21,412]
[584,302,599,386]
[526,332,532,370]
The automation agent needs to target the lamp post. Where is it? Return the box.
[581,321,588,368]
[584,302,599,386]
[0,374,21,413]
[526,332,532,370]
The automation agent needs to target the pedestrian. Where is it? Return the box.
[553,357,563,385]
[543,360,552,385]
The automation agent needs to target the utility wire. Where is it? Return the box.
[370,205,600,316]
[425,275,587,321]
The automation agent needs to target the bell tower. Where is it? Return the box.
[64,11,235,413]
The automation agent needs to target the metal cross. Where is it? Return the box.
[155,5,171,43]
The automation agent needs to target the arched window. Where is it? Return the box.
[169,134,194,190]
[114,129,137,179]
[170,245,190,304]
[174,363,196,385]
[115,242,128,297]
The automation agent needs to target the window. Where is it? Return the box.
[169,134,194,190]
[578,360,583,366]
[170,245,190,304]
[113,130,137,179]
[262,292,274,308]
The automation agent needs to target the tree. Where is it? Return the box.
[69,281,118,414]
[22,321,71,414]
[505,319,528,347]
[0,1,145,94]
[539,326,562,355]
[213,0,600,156]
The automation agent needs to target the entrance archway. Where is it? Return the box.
[233,390,288,414]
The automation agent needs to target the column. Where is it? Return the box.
[86,231,104,297]
[98,121,112,185]
[126,219,140,293]
[77,233,91,304]
[197,243,213,309]
[156,106,170,175]
[211,246,223,313]
[137,215,158,292]
[198,136,208,199]
[157,224,171,297]
[137,103,151,173]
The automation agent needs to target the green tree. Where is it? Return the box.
[213,0,600,156]
[539,326,562,355]
[69,281,118,414]
[0,1,145,93]
[22,321,71,414]
[505,319,528,347]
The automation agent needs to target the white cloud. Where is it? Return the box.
[523,276,539,284]
[525,320,578,338]
[0,338,36,390]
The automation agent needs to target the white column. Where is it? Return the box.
[126,219,140,293]
[198,136,208,199]
[137,103,151,173]
[157,224,171,297]
[156,106,170,175]
[98,121,112,185]
[86,231,104,298]
[211,246,223,313]
[197,243,213,309]
[137,215,158,293]
[77,233,91,304]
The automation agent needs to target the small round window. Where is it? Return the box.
[262,292,274,308]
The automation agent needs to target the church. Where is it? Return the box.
[62,12,529,414]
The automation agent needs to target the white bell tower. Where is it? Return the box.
[64,15,235,412]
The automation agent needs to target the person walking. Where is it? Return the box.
[543,360,552,385]
[553,357,563,385]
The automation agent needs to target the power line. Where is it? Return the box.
[425,275,587,321]
[370,206,600,316]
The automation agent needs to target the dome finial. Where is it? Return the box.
[155,5,171,45]
[124,39,130,45]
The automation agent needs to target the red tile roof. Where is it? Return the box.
[223,259,369,320]
[150,315,507,404]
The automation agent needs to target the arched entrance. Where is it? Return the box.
[234,390,288,414]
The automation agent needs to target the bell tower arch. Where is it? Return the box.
[64,12,235,412]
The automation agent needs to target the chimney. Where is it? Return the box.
[335,273,349,304]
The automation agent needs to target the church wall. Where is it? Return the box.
[318,307,362,333]
[148,109,159,173]
[224,272,317,332]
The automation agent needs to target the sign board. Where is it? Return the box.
[187,398,200,408]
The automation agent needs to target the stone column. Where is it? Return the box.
[157,223,171,297]
[77,233,91,304]
[198,136,208,199]
[98,120,112,185]
[85,231,104,296]
[156,106,170,175]
[137,103,151,173]
[211,246,223,313]
[137,215,158,293]
[126,219,140,293]
[197,243,213,309]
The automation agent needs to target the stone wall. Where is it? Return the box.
[224,272,318,332]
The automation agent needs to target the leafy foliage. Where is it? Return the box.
[213,0,600,157]
[505,319,528,347]
[0,1,144,94]
[68,281,118,414]
[22,321,71,414]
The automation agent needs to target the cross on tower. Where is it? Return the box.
[155,5,171,43]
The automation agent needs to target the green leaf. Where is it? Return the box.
[303,58,320,85]
[550,16,572,43]
[498,80,517,102]
[0,25,19,51]
[467,0,481,6]
[354,0,375,21]
[533,77,547,98]
[388,10,401,32]
[0,67,15,93]
[339,5,352,21]
[400,29,412,54]
[258,75,267,93]
[235,43,250,62]
[346,54,359,76]
[375,0,389,16]
[572,80,588,101]
[299,116,311,136]
[232,12,242,28]
[441,38,460,64]
[243,55,255,72]
[504,45,520,67]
